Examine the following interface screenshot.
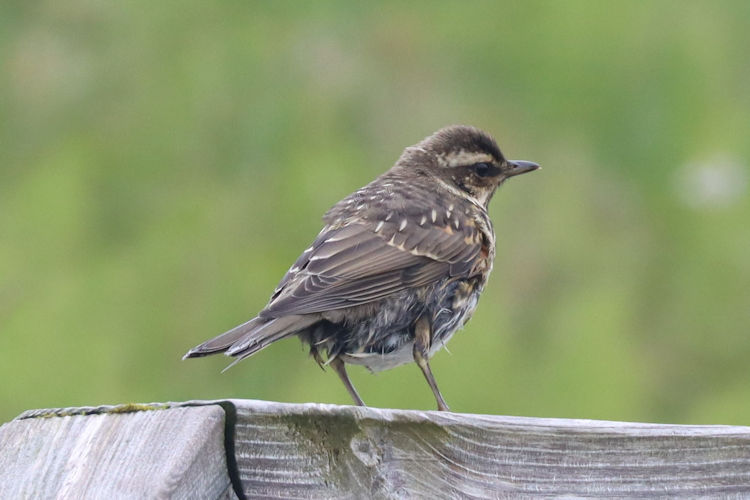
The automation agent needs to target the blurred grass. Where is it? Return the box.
[1,1,749,424]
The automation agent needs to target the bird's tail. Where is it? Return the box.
[183,314,317,371]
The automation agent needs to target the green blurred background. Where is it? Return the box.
[2,1,749,425]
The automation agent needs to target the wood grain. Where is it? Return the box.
[2,400,750,499]
[0,403,236,500]
[230,400,750,498]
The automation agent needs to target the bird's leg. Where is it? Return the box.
[414,316,450,411]
[309,345,327,371]
[330,356,366,407]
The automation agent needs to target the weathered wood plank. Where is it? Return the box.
[3,399,750,498]
[229,400,750,498]
[0,403,237,500]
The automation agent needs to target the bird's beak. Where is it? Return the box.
[506,160,541,177]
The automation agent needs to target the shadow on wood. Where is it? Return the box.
[2,400,750,498]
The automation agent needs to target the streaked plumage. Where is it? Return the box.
[184,125,539,410]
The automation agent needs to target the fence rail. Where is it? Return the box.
[2,399,750,498]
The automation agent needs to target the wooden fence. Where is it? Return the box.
[2,399,750,498]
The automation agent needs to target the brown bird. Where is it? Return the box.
[184,125,539,411]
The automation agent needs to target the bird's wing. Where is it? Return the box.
[260,214,484,318]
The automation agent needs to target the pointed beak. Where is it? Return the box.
[506,160,541,178]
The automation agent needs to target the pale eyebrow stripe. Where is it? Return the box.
[442,151,494,168]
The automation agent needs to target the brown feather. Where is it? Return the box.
[261,216,481,317]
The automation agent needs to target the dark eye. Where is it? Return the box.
[473,162,492,177]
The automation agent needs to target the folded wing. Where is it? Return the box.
[261,215,483,318]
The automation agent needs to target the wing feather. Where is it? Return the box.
[261,215,483,318]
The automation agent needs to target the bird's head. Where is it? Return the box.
[397,125,540,207]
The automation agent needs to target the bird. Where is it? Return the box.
[184,125,539,411]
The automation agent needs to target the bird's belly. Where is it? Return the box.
[334,280,483,372]
[340,343,415,372]
[431,282,481,348]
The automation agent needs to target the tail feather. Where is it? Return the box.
[183,317,264,358]
[183,314,318,368]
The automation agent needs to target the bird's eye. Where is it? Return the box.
[473,162,492,177]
